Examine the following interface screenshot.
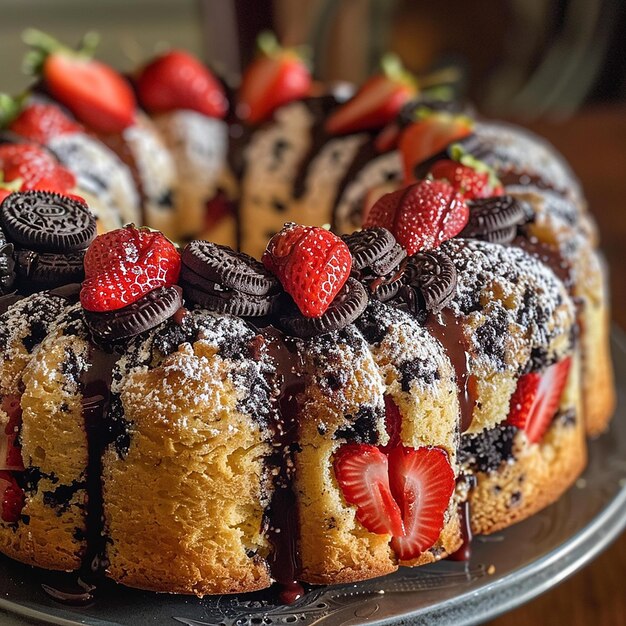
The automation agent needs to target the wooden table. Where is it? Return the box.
[488,106,626,626]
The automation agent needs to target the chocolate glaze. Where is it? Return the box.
[41,575,96,606]
[426,308,477,433]
[513,235,575,293]
[448,500,473,561]
[291,96,342,200]
[261,327,305,590]
[0,293,23,315]
[499,170,561,195]
[79,345,120,576]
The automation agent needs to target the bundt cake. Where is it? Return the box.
[0,29,615,600]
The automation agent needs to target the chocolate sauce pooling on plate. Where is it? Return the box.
[426,308,477,433]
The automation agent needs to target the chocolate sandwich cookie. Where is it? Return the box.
[0,191,96,253]
[370,243,406,276]
[460,195,529,244]
[399,250,457,319]
[180,263,279,317]
[0,227,15,294]
[342,228,396,271]
[14,248,85,288]
[84,285,183,343]
[280,278,368,338]
[181,240,278,296]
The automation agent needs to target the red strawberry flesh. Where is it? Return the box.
[380,396,402,454]
[333,443,404,536]
[0,470,24,523]
[507,357,572,444]
[388,446,455,560]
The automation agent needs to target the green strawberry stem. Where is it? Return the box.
[0,93,27,128]
[418,66,462,89]
[0,173,24,193]
[257,31,281,57]
[380,53,417,89]
[450,143,502,189]
[22,29,100,75]
[256,30,311,65]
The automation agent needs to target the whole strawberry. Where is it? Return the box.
[238,32,311,125]
[364,179,469,255]
[429,154,503,200]
[399,112,473,181]
[8,102,82,145]
[136,49,228,119]
[325,54,417,136]
[262,223,352,318]
[23,29,136,133]
[80,225,181,312]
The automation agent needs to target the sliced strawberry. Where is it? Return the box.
[325,55,416,136]
[362,180,401,223]
[333,443,404,536]
[136,50,227,118]
[364,179,468,255]
[9,102,82,145]
[238,32,311,125]
[388,446,455,560]
[380,396,402,454]
[399,112,472,181]
[0,470,24,523]
[80,225,181,312]
[23,29,136,133]
[507,357,572,444]
[0,395,24,472]
[429,158,503,200]
[262,223,352,318]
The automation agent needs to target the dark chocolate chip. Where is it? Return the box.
[0,191,96,253]
[14,248,85,288]
[342,228,396,271]
[401,250,457,314]
[84,285,183,342]
[280,278,368,338]
[458,425,518,474]
[460,195,527,243]
[181,240,278,296]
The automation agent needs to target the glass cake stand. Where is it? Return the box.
[1,330,626,626]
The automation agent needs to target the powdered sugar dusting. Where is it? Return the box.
[443,238,575,372]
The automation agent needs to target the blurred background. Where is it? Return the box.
[0,0,625,119]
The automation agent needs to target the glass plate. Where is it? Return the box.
[1,330,626,626]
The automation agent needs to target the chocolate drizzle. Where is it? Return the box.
[448,500,473,562]
[513,235,575,293]
[262,328,305,589]
[79,345,119,577]
[426,308,477,432]
[292,96,342,200]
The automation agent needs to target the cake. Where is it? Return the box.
[0,29,615,599]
